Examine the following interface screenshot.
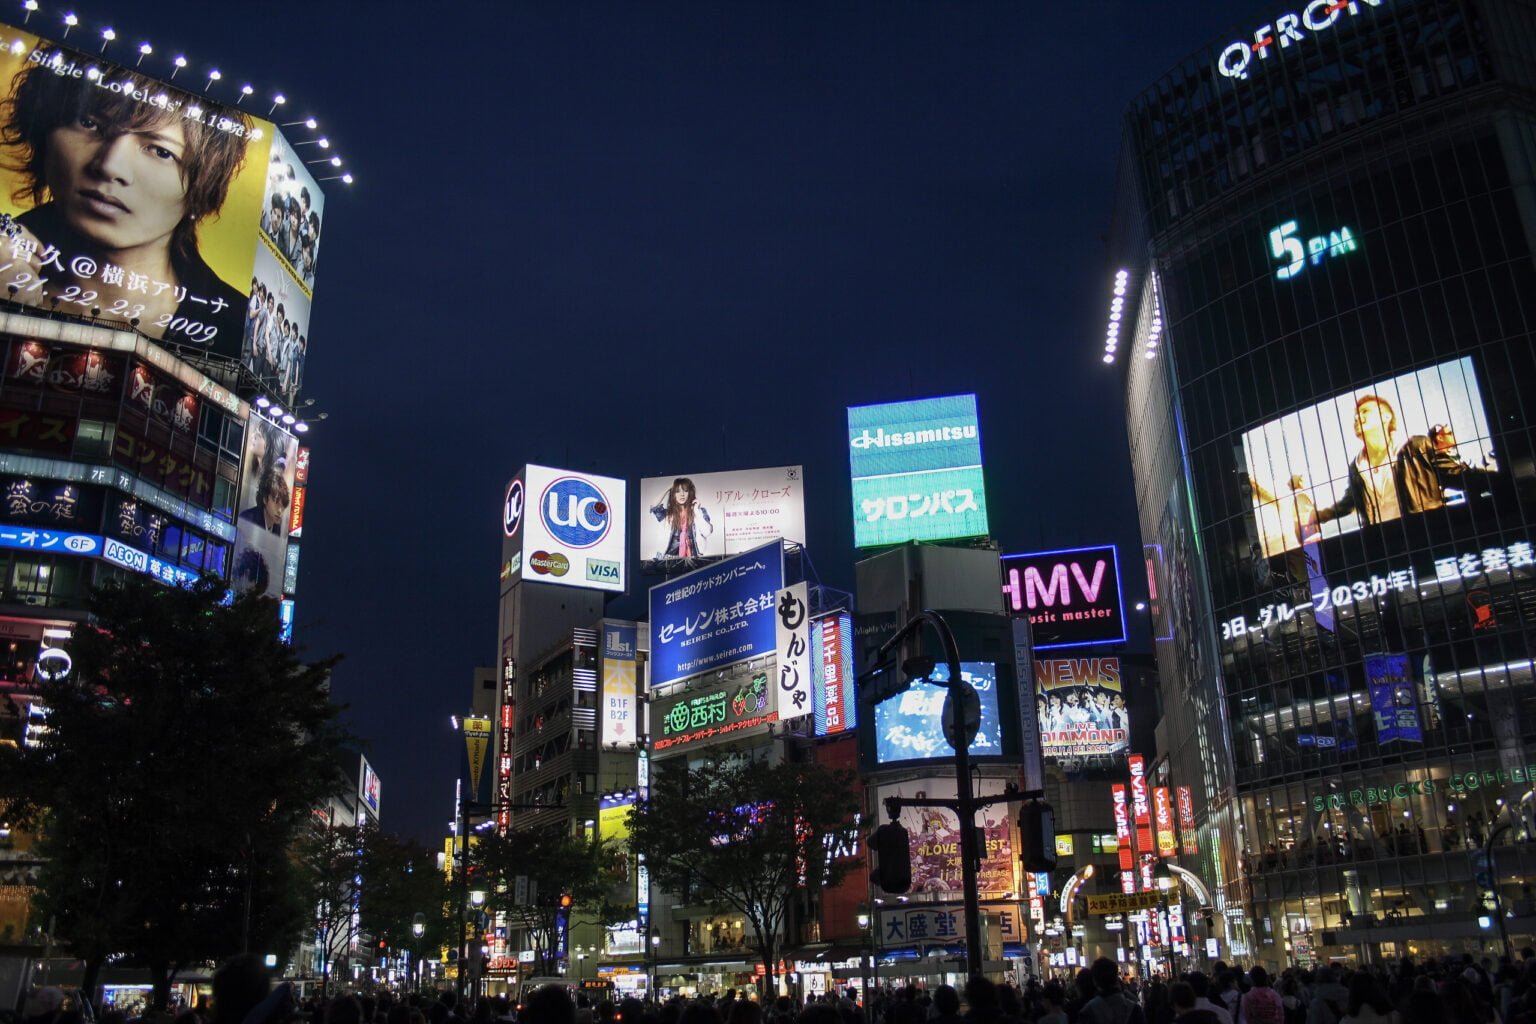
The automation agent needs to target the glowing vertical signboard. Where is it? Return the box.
[1112,784,1134,894]
[601,623,638,747]
[1177,785,1199,855]
[1153,786,1176,858]
[1129,755,1153,855]
[811,612,856,737]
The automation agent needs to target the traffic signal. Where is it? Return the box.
[869,821,911,893]
[1201,906,1215,931]
[559,893,573,909]
[1018,798,1057,872]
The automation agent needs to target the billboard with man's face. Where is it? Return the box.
[1242,356,1497,558]
[231,416,298,599]
[0,23,324,398]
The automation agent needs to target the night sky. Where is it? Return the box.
[61,0,1279,841]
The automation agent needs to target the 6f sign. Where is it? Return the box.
[541,476,612,548]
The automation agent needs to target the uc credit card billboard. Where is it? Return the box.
[648,540,784,689]
[503,464,627,593]
[0,23,325,400]
[847,394,989,548]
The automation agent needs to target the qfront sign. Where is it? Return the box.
[502,464,627,593]
[846,394,989,548]
[1002,545,1127,649]
[1217,0,1389,82]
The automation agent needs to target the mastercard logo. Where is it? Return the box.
[530,550,570,577]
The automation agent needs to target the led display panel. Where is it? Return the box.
[870,661,1002,767]
[847,394,988,548]
[1242,356,1497,558]
[639,466,805,572]
[0,23,324,403]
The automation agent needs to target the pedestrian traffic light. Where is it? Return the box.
[1018,798,1057,872]
[559,893,573,909]
[869,821,911,893]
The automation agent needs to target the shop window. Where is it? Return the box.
[74,419,115,460]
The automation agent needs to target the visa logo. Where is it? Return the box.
[586,558,621,582]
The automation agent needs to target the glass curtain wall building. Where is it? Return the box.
[1118,0,1536,962]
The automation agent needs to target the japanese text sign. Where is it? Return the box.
[648,540,784,688]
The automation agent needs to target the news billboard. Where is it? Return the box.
[846,394,989,548]
[639,466,805,571]
[874,777,1016,897]
[648,540,784,688]
[1002,544,1127,649]
[1242,356,1497,558]
[506,464,627,593]
[1035,656,1129,761]
[231,417,298,598]
[0,24,324,396]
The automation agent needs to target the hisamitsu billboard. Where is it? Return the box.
[1002,544,1127,650]
[847,394,989,548]
[648,540,784,688]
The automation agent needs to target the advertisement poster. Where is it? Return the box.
[639,466,805,570]
[0,25,324,402]
[648,540,784,688]
[510,464,627,593]
[1243,356,1498,558]
[846,394,989,548]
[600,623,638,747]
[230,417,298,598]
[811,612,856,737]
[1367,653,1422,744]
[1036,656,1129,760]
[871,661,1002,767]
[774,582,812,720]
[650,671,775,753]
[876,777,1016,897]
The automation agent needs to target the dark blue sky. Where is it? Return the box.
[68,0,1277,841]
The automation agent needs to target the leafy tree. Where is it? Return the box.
[1,577,349,1009]
[294,823,364,996]
[474,825,625,976]
[626,751,860,995]
[357,829,453,989]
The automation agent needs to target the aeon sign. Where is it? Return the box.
[1217,0,1387,82]
[540,476,612,549]
[1001,544,1127,650]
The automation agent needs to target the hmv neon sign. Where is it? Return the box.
[1001,544,1128,650]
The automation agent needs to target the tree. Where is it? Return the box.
[2,577,349,1009]
[626,751,860,995]
[356,829,453,990]
[474,825,625,976]
[294,823,364,996]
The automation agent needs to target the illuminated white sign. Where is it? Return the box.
[1223,539,1534,641]
[1268,220,1358,281]
[506,464,628,593]
[1218,0,1389,82]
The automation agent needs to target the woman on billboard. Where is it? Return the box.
[649,477,714,559]
[0,53,248,347]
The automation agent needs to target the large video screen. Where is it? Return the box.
[871,661,1001,766]
[1242,356,1497,557]
[0,24,323,402]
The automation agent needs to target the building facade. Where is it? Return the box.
[1119,0,1536,963]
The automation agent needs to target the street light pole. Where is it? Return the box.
[856,906,872,1005]
[650,929,662,1002]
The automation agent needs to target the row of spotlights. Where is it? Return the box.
[1143,279,1164,361]
[254,395,312,433]
[1102,269,1130,364]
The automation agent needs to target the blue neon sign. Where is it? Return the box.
[0,527,102,557]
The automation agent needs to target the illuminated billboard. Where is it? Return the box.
[504,464,627,593]
[1035,656,1129,761]
[650,670,776,753]
[0,24,324,396]
[231,417,299,598]
[359,755,381,821]
[869,661,1002,768]
[648,540,784,688]
[600,623,639,747]
[1002,545,1127,649]
[639,466,805,571]
[1242,356,1497,558]
[811,611,856,737]
[874,777,1016,897]
[846,394,989,548]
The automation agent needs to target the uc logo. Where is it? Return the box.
[540,476,611,549]
[503,479,525,538]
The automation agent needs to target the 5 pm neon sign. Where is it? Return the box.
[1269,220,1358,280]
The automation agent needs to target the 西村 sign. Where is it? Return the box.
[846,394,989,548]
[650,672,777,753]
